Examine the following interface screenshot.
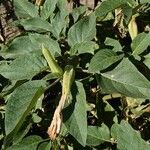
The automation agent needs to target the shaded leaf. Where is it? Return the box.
[0,54,47,81]
[5,81,45,135]
[7,135,42,150]
[111,121,150,150]
[132,32,150,55]
[68,13,96,47]
[99,58,150,98]
[86,124,110,146]
[88,49,123,73]
[65,82,87,146]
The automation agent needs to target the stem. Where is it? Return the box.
[45,79,60,91]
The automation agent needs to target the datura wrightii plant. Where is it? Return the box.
[0,0,150,149]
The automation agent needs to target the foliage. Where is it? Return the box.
[0,0,150,149]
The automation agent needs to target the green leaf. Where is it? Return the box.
[86,124,110,146]
[111,121,150,150]
[0,54,47,81]
[70,41,98,55]
[68,13,96,47]
[7,135,42,150]
[95,0,133,18]
[104,38,122,52]
[144,53,150,69]
[65,82,87,146]
[4,34,61,58]
[122,4,133,24]
[72,6,87,22]
[88,49,123,73]
[29,34,61,56]
[131,32,150,55]
[51,0,69,39]
[5,81,45,135]
[19,18,52,32]
[41,0,58,20]
[3,36,39,58]
[14,0,38,18]
[38,141,52,150]
[99,58,150,98]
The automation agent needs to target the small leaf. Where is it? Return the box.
[99,58,150,99]
[86,124,110,146]
[104,38,122,52]
[70,41,98,55]
[5,81,45,135]
[111,121,150,150]
[131,32,150,55]
[7,135,42,150]
[14,0,38,18]
[0,54,47,81]
[41,0,58,20]
[65,82,87,146]
[72,6,87,22]
[20,18,52,32]
[88,49,123,73]
[68,13,96,47]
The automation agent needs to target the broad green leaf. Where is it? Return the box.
[20,18,52,32]
[99,58,150,98]
[72,6,87,22]
[3,36,38,58]
[68,13,96,47]
[144,53,150,69]
[14,0,38,18]
[86,124,110,146]
[65,82,87,146]
[29,34,61,56]
[88,49,123,73]
[111,121,150,150]
[5,81,45,135]
[4,34,61,58]
[104,38,122,52]
[0,54,47,81]
[7,135,42,150]
[41,0,58,20]
[70,41,98,55]
[95,0,133,18]
[132,32,150,55]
